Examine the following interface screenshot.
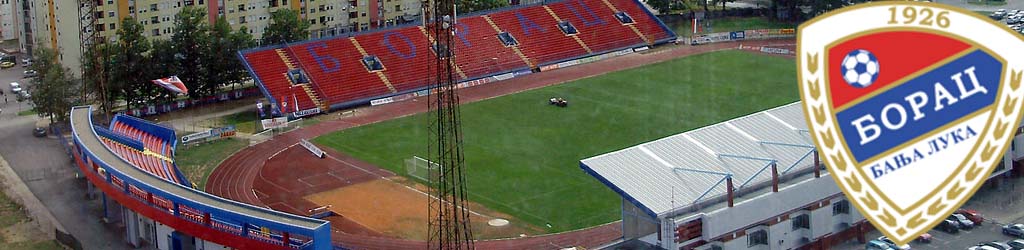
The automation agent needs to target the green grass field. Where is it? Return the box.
[670,16,796,36]
[313,50,800,233]
[176,138,250,189]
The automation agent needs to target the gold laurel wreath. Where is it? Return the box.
[803,53,1022,238]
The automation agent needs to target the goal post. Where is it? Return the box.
[405,156,439,184]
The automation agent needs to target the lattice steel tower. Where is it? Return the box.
[425,0,474,248]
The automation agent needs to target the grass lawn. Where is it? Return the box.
[314,50,799,232]
[211,110,321,134]
[176,138,250,189]
[0,186,63,249]
[16,109,35,116]
[670,16,796,36]
[967,0,1006,6]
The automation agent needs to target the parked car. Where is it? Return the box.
[937,219,961,233]
[9,82,21,93]
[1006,239,1024,249]
[878,236,911,250]
[950,214,975,229]
[866,240,898,250]
[22,70,36,78]
[957,209,984,225]
[1004,224,1024,237]
[916,233,932,243]
[32,119,47,137]
[972,246,1004,250]
[984,242,1013,250]
[0,61,15,69]
[17,90,29,102]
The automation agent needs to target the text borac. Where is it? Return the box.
[849,65,989,179]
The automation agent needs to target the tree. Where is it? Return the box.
[648,0,674,14]
[81,42,118,117]
[205,17,234,94]
[261,9,310,45]
[172,6,212,98]
[456,0,507,13]
[227,26,256,89]
[111,17,153,109]
[27,46,80,122]
[146,39,179,103]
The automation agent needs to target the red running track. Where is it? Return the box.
[206,39,796,250]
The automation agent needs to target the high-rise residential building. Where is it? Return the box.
[0,0,15,41]
[20,0,424,76]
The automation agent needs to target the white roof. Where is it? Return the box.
[580,102,817,217]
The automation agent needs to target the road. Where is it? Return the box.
[0,66,132,249]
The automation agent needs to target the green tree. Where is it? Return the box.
[26,46,80,122]
[146,39,179,102]
[81,42,118,117]
[205,17,234,94]
[111,16,153,109]
[456,0,507,13]
[261,9,310,45]
[172,6,211,98]
[227,26,256,89]
[648,0,674,14]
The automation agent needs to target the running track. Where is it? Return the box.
[206,39,796,249]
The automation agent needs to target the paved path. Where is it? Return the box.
[0,67,131,249]
[206,39,795,250]
[936,0,1024,12]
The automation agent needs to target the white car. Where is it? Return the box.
[9,82,21,93]
[878,236,911,250]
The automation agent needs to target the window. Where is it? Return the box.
[833,200,850,215]
[151,16,159,24]
[792,214,810,230]
[270,0,278,7]
[394,5,399,12]
[108,11,115,17]
[361,55,384,71]
[95,0,103,6]
[152,29,159,36]
[497,32,518,47]
[95,23,105,31]
[239,16,246,23]
[319,16,326,24]
[361,12,366,17]
[94,11,103,19]
[318,4,324,11]
[309,19,315,24]
[614,12,634,24]
[150,3,158,11]
[287,69,309,83]
[747,230,767,247]
[348,12,357,18]
[109,23,115,30]
[557,21,578,35]
[310,8,315,13]
[106,0,112,4]
[238,4,244,11]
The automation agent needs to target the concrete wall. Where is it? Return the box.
[622,199,658,239]
[702,175,841,238]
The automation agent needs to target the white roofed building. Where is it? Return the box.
[581,102,1023,250]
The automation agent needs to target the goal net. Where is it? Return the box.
[405,156,439,184]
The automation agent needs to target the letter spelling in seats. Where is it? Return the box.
[455,22,471,47]
[305,43,341,73]
[382,32,417,59]
[567,0,606,27]
[516,12,546,36]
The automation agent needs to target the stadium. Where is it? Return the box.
[64,0,1024,250]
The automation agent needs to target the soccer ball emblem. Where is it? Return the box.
[840,49,879,88]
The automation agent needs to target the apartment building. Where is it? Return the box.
[20,0,423,75]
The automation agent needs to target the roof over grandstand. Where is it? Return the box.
[580,102,817,218]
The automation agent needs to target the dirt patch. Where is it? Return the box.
[305,177,542,240]
[0,221,46,243]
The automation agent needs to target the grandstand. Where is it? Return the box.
[69,106,332,249]
[240,0,676,115]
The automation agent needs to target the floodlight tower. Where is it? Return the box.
[425,0,474,248]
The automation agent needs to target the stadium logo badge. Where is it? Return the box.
[798,2,1024,245]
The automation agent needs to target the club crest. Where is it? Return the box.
[798,2,1024,245]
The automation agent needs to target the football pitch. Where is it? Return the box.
[313,50,800,233]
